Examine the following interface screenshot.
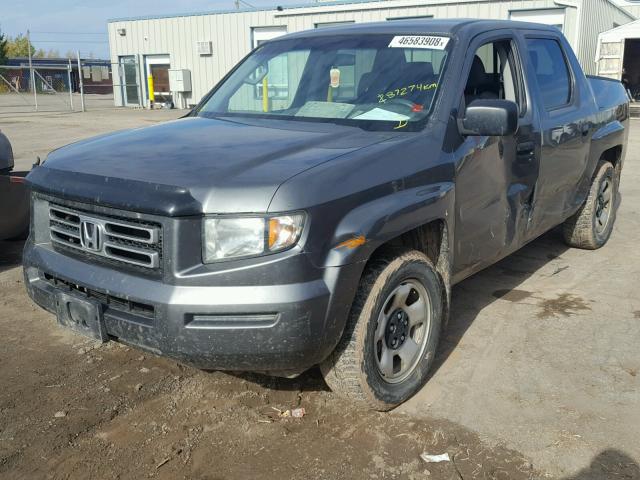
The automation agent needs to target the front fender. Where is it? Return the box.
[321,182,454,267]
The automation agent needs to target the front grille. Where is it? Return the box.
[48,204,162,270]
[42,272,155,319]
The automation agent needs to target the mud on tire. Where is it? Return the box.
[320,248,443,411]
[563,161,617,250]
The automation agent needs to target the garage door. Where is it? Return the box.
[510,9,565,32]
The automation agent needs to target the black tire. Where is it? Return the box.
[320,248,443,411]
[563,161,617,250]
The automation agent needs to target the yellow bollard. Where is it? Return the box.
[327,86,333,103]
[262,76,269,113]
[147,74,155,109]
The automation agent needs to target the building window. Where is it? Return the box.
[252,26,287,48]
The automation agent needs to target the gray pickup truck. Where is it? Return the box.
[24,19,628,410]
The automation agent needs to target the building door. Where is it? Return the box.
[623,39,640,100]
[119,56,140,106]
[597,40,624,80]
[145,55,171,105]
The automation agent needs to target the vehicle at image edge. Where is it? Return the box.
[0,130,30,241]
[23,20,629,410]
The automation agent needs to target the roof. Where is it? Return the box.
[276,18,559,38]
[6,57,110,65]
[108,0,388,22]
[107,0,570,23]
[598,17,640,41]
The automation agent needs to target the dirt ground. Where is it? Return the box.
[1,109,639,480]
[1,241,540,480]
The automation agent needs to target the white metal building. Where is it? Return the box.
[614,0,640,18]
[107,0,635,108]
[596,19,640,102]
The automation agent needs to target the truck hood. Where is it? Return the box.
[27,116,395,216]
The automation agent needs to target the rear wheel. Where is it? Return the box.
[320,249,443,411]
[563,161,617,250]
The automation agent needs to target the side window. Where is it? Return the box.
[464,40,521,108]
[526,38,571,110]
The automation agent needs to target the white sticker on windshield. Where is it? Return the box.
[353,108,410,122]
[388,35,449,50]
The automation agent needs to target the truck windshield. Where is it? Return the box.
[197,34,450,131]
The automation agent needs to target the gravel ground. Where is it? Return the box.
[1,109,638,480]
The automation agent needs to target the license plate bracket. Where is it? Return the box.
[55,292,108,342]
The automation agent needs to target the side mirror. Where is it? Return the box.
[0,131,14,174]
[459,99,518,136]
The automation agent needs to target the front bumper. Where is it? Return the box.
[23,241,362,372]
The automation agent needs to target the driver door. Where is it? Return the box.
[453,34,541,281]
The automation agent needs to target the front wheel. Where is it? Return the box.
[320,249,443,411]
[563,161,617,250]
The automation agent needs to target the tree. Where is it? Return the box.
[5,33,35,58]
[46,49,60,58]
[33,48,46,58]
[0,28,7,65]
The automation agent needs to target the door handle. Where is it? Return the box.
[516,142,536,155]
[516,141,535,162]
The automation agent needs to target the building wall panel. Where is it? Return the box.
[577,0,634,74]
[108,0,633,106]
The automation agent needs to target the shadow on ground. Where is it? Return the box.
[563,449,640,479]
[234,226,572,393]
[0,240,24,275]
[431,226,570,375]
[231,367,330,393]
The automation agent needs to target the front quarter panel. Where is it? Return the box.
[268,124,455,268]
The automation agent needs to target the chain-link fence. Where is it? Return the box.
[79,61,119,110]
[0,64,74,113]
[0,59,118,114]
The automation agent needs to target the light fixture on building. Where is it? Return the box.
[117,28,126,36]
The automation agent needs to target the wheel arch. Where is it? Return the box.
[600,144,623,180]
[371,219,452,330]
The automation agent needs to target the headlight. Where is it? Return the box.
[203,213,304,262]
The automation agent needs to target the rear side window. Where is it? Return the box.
[526,38,571,110]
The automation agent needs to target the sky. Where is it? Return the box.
[1,0,304,59]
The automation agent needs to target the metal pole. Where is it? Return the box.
[137,56,143,108]
[76,51,85,112]
[27,30,37,111]
[67,59,74,111]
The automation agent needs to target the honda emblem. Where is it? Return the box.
[80,221,103,252]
